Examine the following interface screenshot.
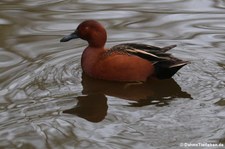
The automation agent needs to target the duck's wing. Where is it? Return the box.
[109,43,189,79]
[109,43,176,62]
[115,43,176,52]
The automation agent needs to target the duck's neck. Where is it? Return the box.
[88,28,107,48]
[81,46,105,75]
[82,46,105,60]
[88,40,105,48]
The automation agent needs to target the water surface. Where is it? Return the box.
[0,0,225,149]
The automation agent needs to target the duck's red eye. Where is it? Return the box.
[84,26,89,31]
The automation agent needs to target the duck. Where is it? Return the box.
[60,20,188,82]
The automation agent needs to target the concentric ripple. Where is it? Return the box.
[1,0,225,149]
[0,50,22,68]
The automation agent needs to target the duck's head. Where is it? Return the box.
[60,20,107,48]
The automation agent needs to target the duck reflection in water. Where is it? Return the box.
[63,73,191,122]
[64,93,108,123]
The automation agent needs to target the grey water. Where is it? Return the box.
[0,0,225,149]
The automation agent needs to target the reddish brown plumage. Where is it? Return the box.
[81,47,154,81]
[60,20,188,82]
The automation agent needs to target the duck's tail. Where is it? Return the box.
[154,60,188,79]
[161,45,177,52]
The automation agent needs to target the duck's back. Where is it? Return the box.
[108,43,188,79]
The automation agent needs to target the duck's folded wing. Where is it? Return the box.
[110,43,176,62]
[115,43,176,52]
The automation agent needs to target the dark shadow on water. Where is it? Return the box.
[64,94,108,123]
[81,73,191,102]
[63,73,191,122]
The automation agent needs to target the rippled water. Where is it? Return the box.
[0,0,225,149]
